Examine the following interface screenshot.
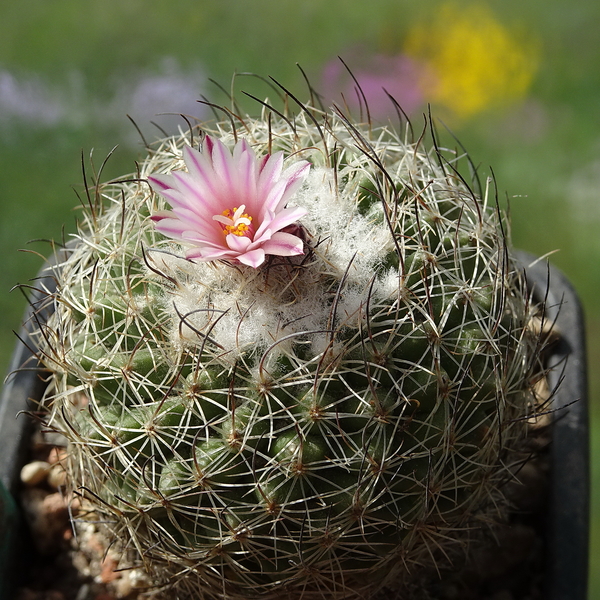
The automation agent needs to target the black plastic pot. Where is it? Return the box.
[0,270,55,600]
[0,255,589,600]
[516,252,589,600]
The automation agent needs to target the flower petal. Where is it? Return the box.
[260,231,305,256]
[256,152,284,199]
[254,206,307,241]
[150,210,175,222]
[153,216,190,238]
[150,185,195,213]
[169,207,222,241]
[225,234,252,252]
[148,173,175,193]
[276,161,311,211]
[268,205,308,231]
[187,246,237,261]
[182,145,220,198]
[259,160,311,216]
[210,137,237,192]
[238,248,266,268]
[236,145,259,210]
[169,171,221,214]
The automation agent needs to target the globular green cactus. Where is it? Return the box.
[36,95,538,599]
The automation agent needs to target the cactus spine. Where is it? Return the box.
[36,98,538,599]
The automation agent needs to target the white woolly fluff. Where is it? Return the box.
[298,167,394,277]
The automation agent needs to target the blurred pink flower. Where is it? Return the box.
[321,53,427,119]
[149,136,310,268]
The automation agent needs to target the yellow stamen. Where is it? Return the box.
[225,221,252,236]
[213,204,253,237]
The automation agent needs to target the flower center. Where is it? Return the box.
[213,204,254,237]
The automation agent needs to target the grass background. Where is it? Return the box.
[1,0,599,595]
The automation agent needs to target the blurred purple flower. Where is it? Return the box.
[321,53,426,119]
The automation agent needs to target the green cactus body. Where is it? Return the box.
[37,104,537,599]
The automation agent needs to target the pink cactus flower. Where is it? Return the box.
[148,135,310,268]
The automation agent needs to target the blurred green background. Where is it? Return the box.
[1,0,598,594]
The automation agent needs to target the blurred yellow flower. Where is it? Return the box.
[403,2,539,118]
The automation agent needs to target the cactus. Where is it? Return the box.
[35,94,538,599]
